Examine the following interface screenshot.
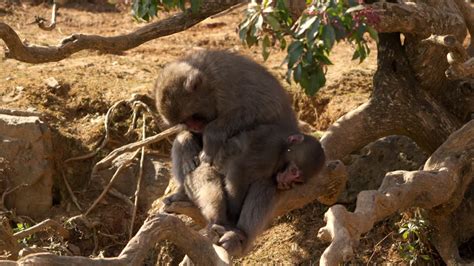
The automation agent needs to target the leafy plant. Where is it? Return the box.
[238,0,379,95]
[397,213,434,265]
[13,223,32,245]
[132,0,380,95]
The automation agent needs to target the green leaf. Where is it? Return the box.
[420,255,431,261]
[306,68,325,95]
[265,14,281,31]
[279,37,287,50]
[306,18,320,44]
[262,35,271,61]
[322,24,336,49]
[287,40,303,68]
[345,5,365,14]
[315,53,333,65]
[402,231,410,240]
[255,15,264,31]
[296,16,317,37]
[239,25,249,43]
[293,63,302,82]
[352,49,360,60]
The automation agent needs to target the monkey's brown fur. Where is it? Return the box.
[154,50,325,256]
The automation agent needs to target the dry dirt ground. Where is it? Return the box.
[0,1,421,264]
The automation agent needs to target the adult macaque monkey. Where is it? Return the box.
[154,49,325,255]
[154,49,298,205]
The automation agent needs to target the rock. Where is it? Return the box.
[0,112,54,218]
[338,135,428,203]
[44,77,60,89]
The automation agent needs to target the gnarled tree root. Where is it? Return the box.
[317,120,474,266]
[0,213,230,266]
[0,159,346,265]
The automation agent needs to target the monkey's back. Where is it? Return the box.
[183,50,298,129]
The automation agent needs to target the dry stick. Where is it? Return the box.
[32,1,58,31]
[84,149,139,217]
[13,219,69,241]
[131,100,173,145]
[91,124,183,176]
[1,183,28,210]
[366,231,393,265]
[108,188,134,207]
[65,100,126,163]
[125,105,139,137]
[129,114,146,239]
[59,168,82,211]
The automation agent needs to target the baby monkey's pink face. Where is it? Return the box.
[276,133,326,190]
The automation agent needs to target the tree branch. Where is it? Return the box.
[0,0,242,63]
[370,1,465,38]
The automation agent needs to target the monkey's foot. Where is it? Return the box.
[218,229,246,257]
[162,191,190,205]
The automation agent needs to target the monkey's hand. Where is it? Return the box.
[201,128,227,164]
[174,135,202,176]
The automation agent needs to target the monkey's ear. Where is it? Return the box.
[184,69,203,92]
[287,134,304,144]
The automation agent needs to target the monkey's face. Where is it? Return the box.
[282,134,325,185]
[155,62,217,132]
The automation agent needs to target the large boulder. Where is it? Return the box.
[0,112,54,218]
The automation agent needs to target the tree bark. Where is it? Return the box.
[318,120,474,266]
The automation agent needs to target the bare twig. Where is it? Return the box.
[84,148,140,216]
[32,1,58,31]
[91,124,183,176]
[13,219,69,241]
[108,188,134,207]
[366,232,393,265]
[1,183,28,210]
[65,100,127,163]
[129,113,147,239]
[60,168,82,211]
